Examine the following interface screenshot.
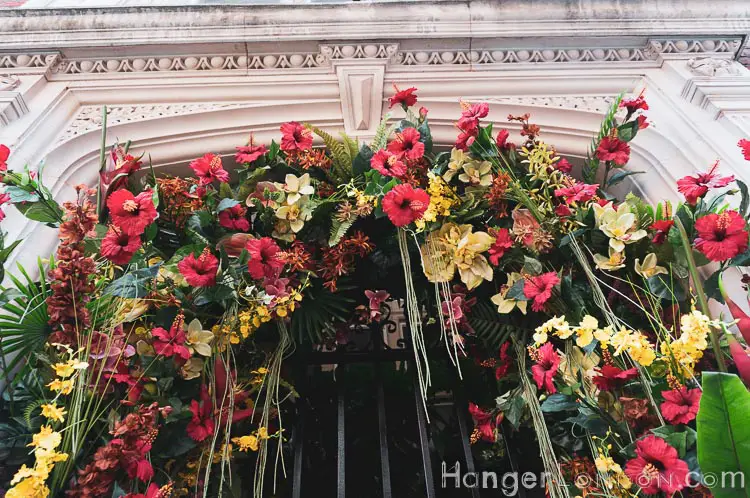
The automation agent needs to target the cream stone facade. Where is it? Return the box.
[2,0,750,294]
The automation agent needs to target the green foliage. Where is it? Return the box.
[0,261,51,385]
[370,112,396,151]
[309,126,355,182]
[582,93,623,184]
[468,300,529,350]
[697,372,750,498]
[290,281,355,344]
[329,216,356,247]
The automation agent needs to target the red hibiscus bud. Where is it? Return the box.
[719,273,750,344]
[216,233,255,257]
[728,335,750,387]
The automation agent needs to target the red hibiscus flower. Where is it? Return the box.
[388,84,418,109]
[468,403,498,442]
[218,204,250,232]
[190,153,230,186]
[593,365,638,391]
[637,115,650,129]
[123,483,169,498]
[178,248,219,287]
[555,157,572,173]
[381,183,430,227]
[739,139,750,161]
[387,127,425,161]
[151,323,190,362]
[457,102,489,131]
[0,192,11,222]
[554,183,598,205]
[280,121,313,152]
[531,342,560,394]
[660,387,701,425]
[554,204,572,218]
[595,136,630,166]
[495,342,513,380]
[246,236,284,280]
[624,435,689,495]
[694,210,748,262]
[650,219,674,244]
[523,272,560,312]
[106,189,158,236]
[370,149,406,178]
[187,385,215,442]
[235,143,268,165]
[99,145,142,209]
[0,144,9,173]
[729,336,750,387]
[620,93,649,114]
[101,226,142,265]
[496,129,512,151]
[455,127,477,151]
[677,161,734,205]
[488,228,513,266]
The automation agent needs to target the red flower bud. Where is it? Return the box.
[719,274,750,344]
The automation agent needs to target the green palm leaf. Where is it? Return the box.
[0,261,52,387]
[468,300,530,350]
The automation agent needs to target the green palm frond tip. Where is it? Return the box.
[582,93,623,184]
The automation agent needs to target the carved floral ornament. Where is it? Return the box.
[687,57,744,77]
[0,75,21,92]
[0,38,742,76]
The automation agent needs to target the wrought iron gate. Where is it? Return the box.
[286,304,543,498]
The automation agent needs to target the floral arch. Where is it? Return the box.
[3,3,750,498]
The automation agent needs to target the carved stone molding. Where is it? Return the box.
[54,103,253,145]
[0,52,60,72]
[0,38,735,80]
[0,75,21,92]
[478,96,617,114]
[687,57,744,77]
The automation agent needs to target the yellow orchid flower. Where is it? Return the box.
[185,319,214,357]
[443,148,470,182]
[491,272,528,315]
[593,247,626,271]
[458,160,493,186]
[634,253,668,278]
[598,203,647,252]
[278,173,315,205]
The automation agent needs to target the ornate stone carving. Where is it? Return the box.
[687,57,743,77]
[479,96,617,114]
[55,103,251,144]
[394,39,741,67]
[318,44,400,65]
[5,38,733,78]
[0,53,60,69]
[0,75,21,92]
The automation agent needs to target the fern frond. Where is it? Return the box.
[582,93,623,184]
[308,126,352,181]
[370,113,393,151]
[23,399,44,428]
[341,133,359,166]
[468,301,530,350]
[329,217,356,247]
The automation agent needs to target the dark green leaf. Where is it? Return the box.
[541,394,579,413]
[103,264,161,298]
[738,179,750,218]
[217,198,240,212]
[607,170,645,188]
[697,372,750,498]
[617,120,639,142]
[506,278,528,301]
[352,144,374,177]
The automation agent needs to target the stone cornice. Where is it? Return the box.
[0,1,749,49]
[0,38,742,81]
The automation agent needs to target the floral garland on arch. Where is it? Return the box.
[1,86,750,498]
